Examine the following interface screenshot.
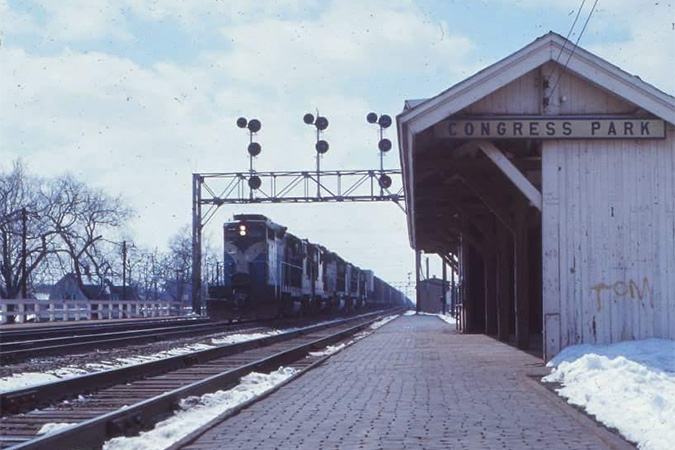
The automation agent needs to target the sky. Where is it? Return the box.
[0,0,673,292]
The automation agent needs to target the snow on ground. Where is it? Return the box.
[369,314,399,329]
[0,330,284,393]
[543,338,675,450]
[37,422,75,435]
[101,367,297,450]
[309,343,347,357]
[436,312,457,325]
[417,311,457,325]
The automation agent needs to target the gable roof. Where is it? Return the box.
[396,31,675,249]
[398,32,675,135]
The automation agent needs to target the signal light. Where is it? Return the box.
[378,138,392,152]
[248,142,261,156]
[248,176,261,190]
[378,114,392,129]
[366,112,378,124]
[303,113,315,125]
[316,140,329,154]
[247,119,261,133]
[315,116,329,131]
[236,117,248,128]
[379,174,392,189]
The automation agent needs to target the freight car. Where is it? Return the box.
[206,214,408,321]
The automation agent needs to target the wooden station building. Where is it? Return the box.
[397,32,675,360]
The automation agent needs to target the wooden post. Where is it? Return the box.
[484,249,498,335]
[450,256,456,316]
[441,258,447,314]
[515,204,530,350]
[415,250,422,313]
[497,224,511,342]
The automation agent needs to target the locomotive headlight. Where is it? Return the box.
[239,224,247,236]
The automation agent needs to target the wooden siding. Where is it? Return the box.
[463,69,542,115]
[542,127,675,358]
[463,65,638,117]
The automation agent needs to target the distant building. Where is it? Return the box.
[417,277,450,314]
[49,273,138,301]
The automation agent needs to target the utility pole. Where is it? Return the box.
[122,240,127,300]
[20,208,27,299]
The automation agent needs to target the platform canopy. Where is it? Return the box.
[397,31,675,253]
[396,32,675,357]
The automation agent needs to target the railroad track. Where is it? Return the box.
[0,309,402,450]
[0,310,387,364]
[0,317,210,343]
[0,318,263,364]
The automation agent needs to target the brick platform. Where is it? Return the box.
[178,315,634,450]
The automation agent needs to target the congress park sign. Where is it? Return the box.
[433,117,667,140]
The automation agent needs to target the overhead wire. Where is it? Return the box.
[548,0,600,100]
[546,0,587,81]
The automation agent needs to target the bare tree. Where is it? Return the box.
[0,161,59,298]
[43,175,133,292]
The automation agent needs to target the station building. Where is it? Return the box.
[397,32,675,360]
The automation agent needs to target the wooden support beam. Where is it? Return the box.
[477,141,542,212]
[497,223,511,342]
[457,174,516,233]
[483,218,498,336]
[514,202,531,350]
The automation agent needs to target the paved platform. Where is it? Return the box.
[178,314,634,450]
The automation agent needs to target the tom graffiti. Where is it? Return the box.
[590,277,654,312]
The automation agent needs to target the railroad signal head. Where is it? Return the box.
[247,119,261,133]
[248,142,262,156]
[303,113,315,125]
[236,117,248,128]
[248,175,262,190]
[378,138,392,152]
[378,114,392,129]
[315,116,329,131]
[316,140,329,154]
[366,112,378,124]
[378,174,392,189]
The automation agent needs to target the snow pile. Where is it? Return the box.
[211,330,282,345]
[0,330,283,393]
[544,338,675,450]
[403,310,416,316]
[436,312,456,325]
[369,315,398,330]
[37,422,75,435]
[102,367,297,450]
[309,343,346,357]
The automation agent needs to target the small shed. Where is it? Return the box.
[397,32,675,360]
[417,277,450,314]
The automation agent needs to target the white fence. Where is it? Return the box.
[0,299,186,324]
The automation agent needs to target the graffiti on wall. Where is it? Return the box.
[590,277,653,312]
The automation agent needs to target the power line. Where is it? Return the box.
[547,0,587,81]
[548,0,600,99]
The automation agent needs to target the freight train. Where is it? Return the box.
[206,214,410,321]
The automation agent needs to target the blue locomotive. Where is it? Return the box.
[206,214,409,321]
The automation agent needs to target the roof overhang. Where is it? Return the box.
[397,31,675,250]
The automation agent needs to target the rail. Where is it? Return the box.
[0,299,186,324]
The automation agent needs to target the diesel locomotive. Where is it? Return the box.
[206,214,409,321]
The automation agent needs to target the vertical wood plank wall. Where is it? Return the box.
[542,128,675,358]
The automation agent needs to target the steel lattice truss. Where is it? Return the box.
[197,169,405,225]
[191,168,405,314]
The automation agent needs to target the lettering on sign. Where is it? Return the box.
[590,277,653,312]
[434,118,667,140]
